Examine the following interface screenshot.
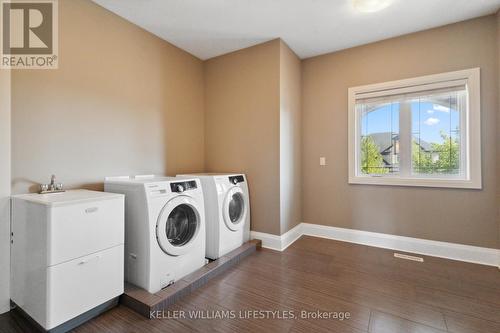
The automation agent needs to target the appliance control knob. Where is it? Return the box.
[177,185,184,192]
[233,178,238,184]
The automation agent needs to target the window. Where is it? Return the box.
[348,68,481,189]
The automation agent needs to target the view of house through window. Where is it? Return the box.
[359,89,464,177]
[411,91,463,175]
[349,68,480,188]
[359,102,400,174]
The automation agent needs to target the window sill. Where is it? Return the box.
[348,176,482,189]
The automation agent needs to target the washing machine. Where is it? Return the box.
[177,173,250,260]
[104,175,206,293]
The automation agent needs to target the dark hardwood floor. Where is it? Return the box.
[1,236,499,333]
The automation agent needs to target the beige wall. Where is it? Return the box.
[279,41,302,234]
[11,0,205,194]
[0,69,11,313]
[497,11,500,249]
[302,15,499,248]
[204,40,281,235]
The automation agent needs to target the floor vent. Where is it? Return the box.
[394,253,424,262]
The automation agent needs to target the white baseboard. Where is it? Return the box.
[251,223,500,267]
[251,223,302,251]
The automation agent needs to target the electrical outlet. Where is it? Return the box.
[319,157,326,166]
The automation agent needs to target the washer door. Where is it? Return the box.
[222,186,247,231]
[156,196,201,256]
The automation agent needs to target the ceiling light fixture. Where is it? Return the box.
[352,0,392,13]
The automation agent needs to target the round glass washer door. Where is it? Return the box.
[222,186,247,231]
[156,196,201,256]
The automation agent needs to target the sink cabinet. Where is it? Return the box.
[11,190,125,331]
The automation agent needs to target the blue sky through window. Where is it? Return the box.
[412,100,459,144]
[361,99,460,144]
[361,103,399,136]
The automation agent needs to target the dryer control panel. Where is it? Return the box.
[170,180,198,193]
[229,175,245,185]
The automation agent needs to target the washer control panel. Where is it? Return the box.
[170,180,197,193]
[229,175,245,184]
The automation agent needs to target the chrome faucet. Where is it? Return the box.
[40,175,64,194]
[49,175,56,191]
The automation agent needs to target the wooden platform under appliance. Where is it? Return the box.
[121,240,262,318]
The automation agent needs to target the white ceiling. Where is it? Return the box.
[93,0,500,60]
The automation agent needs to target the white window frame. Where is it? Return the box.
[348,68,481,189]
